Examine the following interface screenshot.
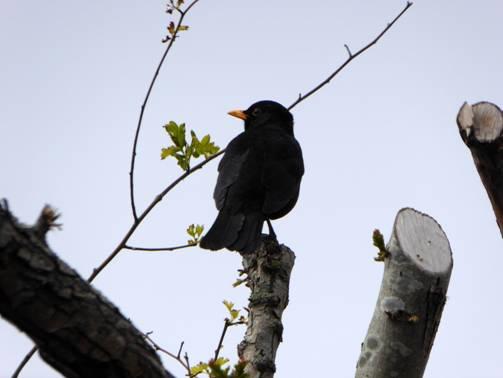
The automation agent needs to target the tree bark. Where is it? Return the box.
[355,208,453,378]
[457,101,503,237]
[0,203,174,378]
[238,238,295,378]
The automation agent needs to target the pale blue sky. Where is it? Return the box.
[2,1,503,377]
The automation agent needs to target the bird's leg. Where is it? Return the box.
[266,219,277,240]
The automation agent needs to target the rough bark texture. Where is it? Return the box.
[457,101,503,237]
[355,208,453,378]
[0,204,173,378]
[238,238,295,378]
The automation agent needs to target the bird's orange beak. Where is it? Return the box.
[227,109,248,121]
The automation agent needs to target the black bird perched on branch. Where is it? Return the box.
[200,100,304,253]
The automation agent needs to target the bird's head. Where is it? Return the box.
[228,100,294,134]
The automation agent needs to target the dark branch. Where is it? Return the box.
[124,243,195,252]
[11,347,36,378]
[89,149,224,283]
[214,319,231,361]
[0,205,174,378]
[287,2,413,111]
[213,319,246,361]
[457,101,503,237]
[129,0,202,222]
[144,332,193,378]
[12,146,223,376]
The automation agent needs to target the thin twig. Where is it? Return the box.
[129,0,201,222]
[184,353,192,377]
[88,149,224,283]
[344,44,352,57]
[214,319,230,361]
[214,319,246,361]
[287,1,413,111]
[177,341,185,359]
[124,243,195,252]
[11,347,36,378]
[144,332,193,377]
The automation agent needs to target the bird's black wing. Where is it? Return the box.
[262,134,304,218]
[213,134,250,211]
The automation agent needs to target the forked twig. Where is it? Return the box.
[287,2,413,111]
[130,0,201,221]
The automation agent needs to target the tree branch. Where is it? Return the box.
[355,208,453,378]
[144,333,193,378]
[0,204,174,378]
[129,0,201,222]
[89,148,224,283]
[287,1,413,111]
[457,101,503,238]
[238,238,295,378]
[124,243,195,252]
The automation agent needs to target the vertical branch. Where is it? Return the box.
[457,101,503,238]
[129,0,201,221]
[355,208,453,378]
[238,239,295,378]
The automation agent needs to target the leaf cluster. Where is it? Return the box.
[187,224,204,245]
[190,358,248,378]
[222,300,246,324]
[161,121,220,171]
[372,229,390,261]
[166,0,185,14]
[163,1,190,43]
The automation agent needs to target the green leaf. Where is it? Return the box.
[161,121,220,171]
[187,224,195,238]
[187,224,204,244]
[177,123,187,148]
[197,134,220,159]
[213,357,230,368]
[178,25,189,31]
[195,224,204,237]
[232,279,246,288]
[372,229,390,262]
[223,300,234,313]
[223,300,240,321]
[164,121,186,148]
[174,153,190,171]
[160,146,179,159]
[190,362,209,376]
[230,360,249,378]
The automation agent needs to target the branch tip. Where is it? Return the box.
[344,44,352,57]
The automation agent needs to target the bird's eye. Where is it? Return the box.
[252,108,262,116]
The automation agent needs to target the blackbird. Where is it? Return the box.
[199,100,304,253]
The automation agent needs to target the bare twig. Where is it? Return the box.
[177,341,185,359]
[124,243,195,252]
[129,0,201,222]
[144,332,193,377]
[214,319,231,361]
[213,319,246,361]
[344,44,352,57]
[11,347,36,378]
[88,149,224,283]
[287,1,413,111]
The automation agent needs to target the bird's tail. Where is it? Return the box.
[200,211,264,253]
